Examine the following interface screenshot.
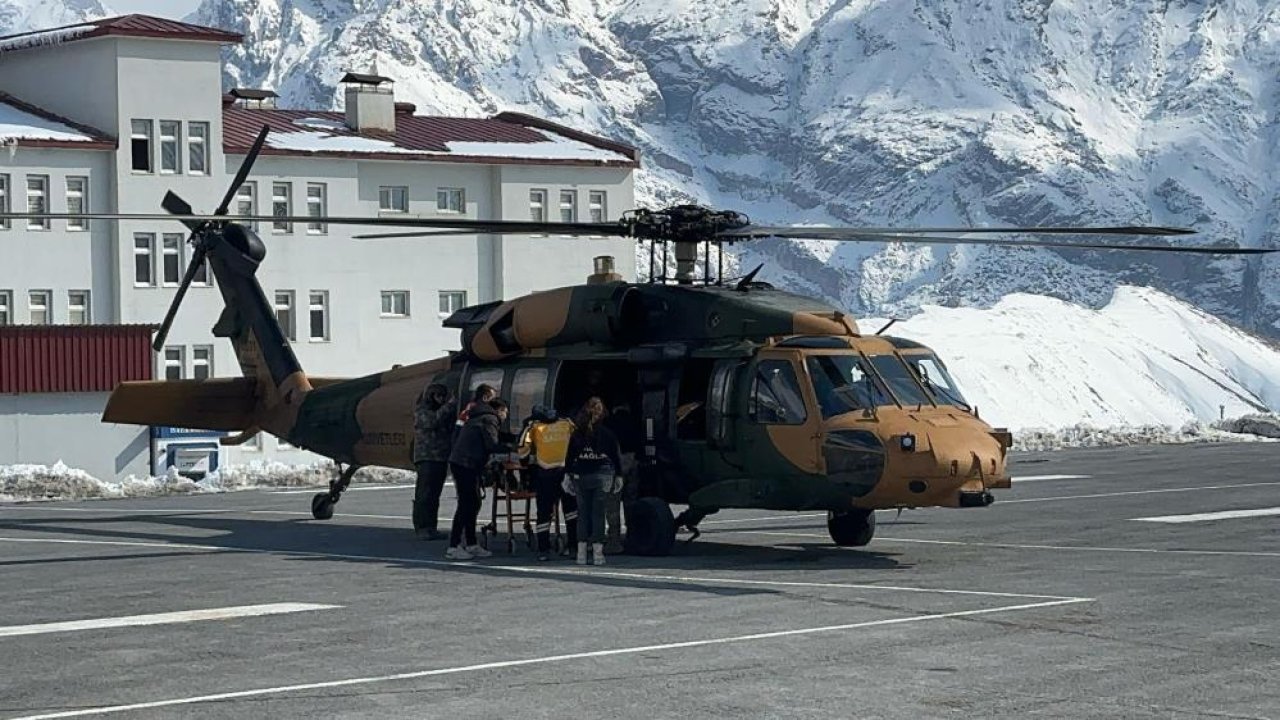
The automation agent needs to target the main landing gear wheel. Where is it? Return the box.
[310,463,360,520]
[623,497,676,556]
[827,508,876,547]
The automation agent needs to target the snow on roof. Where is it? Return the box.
[0,25,94,54]
[0,15,242,56]
[443,134,637,162]
[0,94,113,148]
[265,125,635,162]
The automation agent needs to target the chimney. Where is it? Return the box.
[587,256,622,285]
[229,88,279,109]
[340,72,396,132]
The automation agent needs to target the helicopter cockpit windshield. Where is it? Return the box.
[901,353,970,409]
[807,355,891,418]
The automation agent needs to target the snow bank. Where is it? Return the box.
[1212,413,1280,439]
[1010,421,1267,452]
[865,286,1280,432]
[0,461,413,503]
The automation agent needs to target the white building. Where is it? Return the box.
[0,14,638,480]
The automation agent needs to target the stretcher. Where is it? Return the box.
[478,455,569,554]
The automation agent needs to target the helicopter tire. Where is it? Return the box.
[623,497,676,556]
[310,493,335,521]
[827,508,875,547]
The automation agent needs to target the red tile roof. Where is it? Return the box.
[222,106,641,168]
[0,92,116,150]
[0,14,241,55]
[0,325,156,394]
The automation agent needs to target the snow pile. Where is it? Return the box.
[865,286,1280,433]
[1011,421,1264,453]
[0,461,413,503]
[1212,413,1280,439]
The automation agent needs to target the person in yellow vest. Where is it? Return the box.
[518,405,578,561]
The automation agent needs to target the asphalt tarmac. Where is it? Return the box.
[1,442,1278,719]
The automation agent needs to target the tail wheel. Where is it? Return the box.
[623,497,676,556]
[827,509,875,547]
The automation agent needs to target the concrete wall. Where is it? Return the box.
[0,392,150,480]
[0,37,120,133]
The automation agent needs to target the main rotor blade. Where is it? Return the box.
[0,212,630,234]
[789,233,1276,255]
[215,125,269,216]
[721,224,1198,239]
[152,247,208,352]
[161,191,202,232]
[353,228,621,239]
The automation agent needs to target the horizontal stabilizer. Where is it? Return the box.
[103,378,259,431]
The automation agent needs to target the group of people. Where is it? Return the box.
[411,380,637,565]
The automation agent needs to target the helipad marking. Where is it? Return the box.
[0,603,339,638]
[1000,480,1280,504]
[266,484,413,494]
[1131,506,1280,524]
[5,597,1090,720]
[735,531,1280,558]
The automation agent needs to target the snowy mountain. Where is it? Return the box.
[2,0,1278,433]
[0,0,104,32]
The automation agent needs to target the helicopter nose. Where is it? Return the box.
[884,417,1011,507]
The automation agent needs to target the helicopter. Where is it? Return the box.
[5,125,1275,556]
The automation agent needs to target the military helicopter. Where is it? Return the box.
[6,126,1275,556]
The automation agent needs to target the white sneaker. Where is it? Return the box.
[465,544,492,558]
[445,546,472,560]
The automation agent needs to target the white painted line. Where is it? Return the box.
[1131,507,1280,524]
[699,512,826,526]
[0,536,1074,600]
[265,484,414,494]
[735,531,1280,558]
[7,597,1091,720]
[0,603,340,639]
[1011,474,1091,483]
[1001,480,1280,504]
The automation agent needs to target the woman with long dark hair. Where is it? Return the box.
[565,396,623,565]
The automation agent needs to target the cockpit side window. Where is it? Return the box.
[905,354,970,408]
[867,355,934,407]
[805,354,892,419]
[749,359,808,425]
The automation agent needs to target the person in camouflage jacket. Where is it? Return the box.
[412,382,456,539]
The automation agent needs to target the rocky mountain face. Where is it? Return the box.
[0,0,104,32]
[5,1,1280,338]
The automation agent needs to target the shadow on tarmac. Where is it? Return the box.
[0,510,912,597]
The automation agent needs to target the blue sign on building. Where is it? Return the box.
[151,426,228,440]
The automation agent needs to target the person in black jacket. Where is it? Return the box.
[411,382,455,540]
[565,396,623,566]
[445,398,510,560]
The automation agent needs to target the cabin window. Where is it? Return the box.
[67,290,89,325]
[28,290,50,325]
[65,177,88,230]
[708,361,742,446]
[749,359,807,425]
[806,355,892,418]
[130,119,153,173]
[511,367,548,430]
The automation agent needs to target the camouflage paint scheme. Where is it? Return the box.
[103,226,1011,520]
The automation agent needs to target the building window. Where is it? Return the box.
[192,345,213,380]
[67,290,90,325]
[0,290,10,325]
[160,120,182,174]
[26,175,48,230]
[162,234,183,286]
[529,189,547,222]
[0,174,10,230]
[188,122,209,175]
[236,181,256,229]
[306,183,326,234]
[134,233,155,286]
[379,185,408,213]
[380,290,409,317]
[589,190,607,223]
[439,290,466,315]
[131,119,153,173]
[272,182,292,233]
[191,251,210,287]
[559,190,576,222]
[436,187,464,214]
[274,290,296,341]
[163,346,184,380]
[28,290,50,325]
[66,177,88,230]
[308,291,329,341]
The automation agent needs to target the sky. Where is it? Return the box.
[109,0,201,18]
